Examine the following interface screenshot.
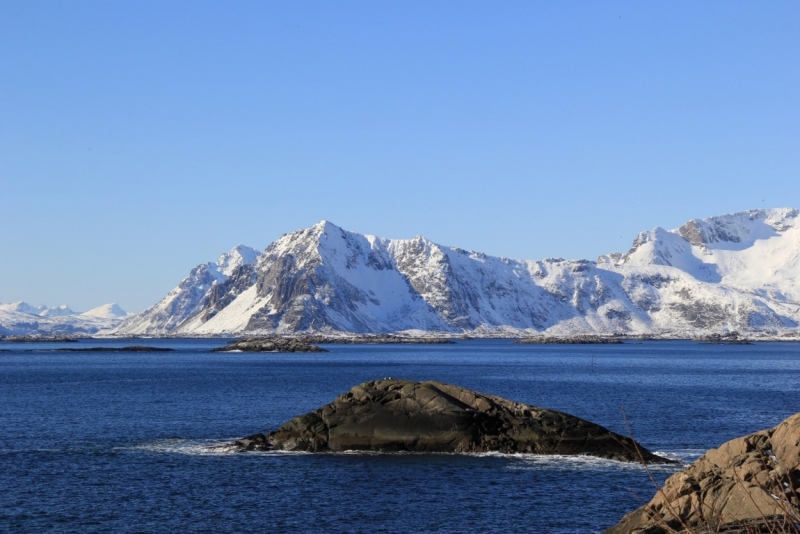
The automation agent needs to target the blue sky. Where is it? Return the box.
[2,1,798,312]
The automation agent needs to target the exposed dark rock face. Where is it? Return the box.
[212,338,327,353]
[228,379,670,462]
[196,263,257,324]
[515,336,623,344]
[604,412,800,534]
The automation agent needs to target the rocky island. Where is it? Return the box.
[292,334,455,344]
[212,337,328,353]
[226,379,670,463]
[604,412,800,533]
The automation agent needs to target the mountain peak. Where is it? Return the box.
[82,303,128,319]
[311,220,345,235]
[216,245,259,276]
[674,208,799,249]
[39,305,77,317]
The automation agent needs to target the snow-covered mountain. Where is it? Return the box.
[38,304,77,318]
[0,301,129,336]
[116,245,260,334]
[0,302,49,315]
[115,208,800,337]
[81,303,129,319]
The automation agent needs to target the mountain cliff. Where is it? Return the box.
[115,208,800,337]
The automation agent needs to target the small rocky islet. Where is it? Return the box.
[212,338,328,353]
[211,334,456,353]
[515,335,624,344]
[294,334,455,345]
[225,379,670,463]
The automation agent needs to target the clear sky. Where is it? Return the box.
[1,1,798,313]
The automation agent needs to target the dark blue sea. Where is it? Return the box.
[2,339,800,533]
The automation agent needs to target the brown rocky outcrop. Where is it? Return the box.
[604,412,800,534]
[228,379,669,462]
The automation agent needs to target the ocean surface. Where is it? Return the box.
[2,339,800,533]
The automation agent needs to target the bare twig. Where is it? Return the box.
[621,406,697,533]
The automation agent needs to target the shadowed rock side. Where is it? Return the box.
[604,412,800,534]
[212,338,327,353]
[229,379,670,463]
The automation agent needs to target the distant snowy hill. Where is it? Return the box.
[0,301,128,336]
[38,304,78,318]
[115,208,800,337]
[81,303,129,319]
[0,302,49,315]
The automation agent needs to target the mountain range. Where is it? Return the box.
[0,302,128,336]
[112,207,800,338]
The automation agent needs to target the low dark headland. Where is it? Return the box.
[515,335,624,344]
[55,346,175,352]
[224,379,671,463]
[212,338,328,353]
[604,411,800,534]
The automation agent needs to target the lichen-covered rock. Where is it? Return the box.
[604,412,800,534]
[230,379,669,463]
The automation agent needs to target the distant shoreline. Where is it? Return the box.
[4,333,800,344]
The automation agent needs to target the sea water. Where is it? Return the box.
[1,339,799,533]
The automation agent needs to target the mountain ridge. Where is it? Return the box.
[113,207,800,337]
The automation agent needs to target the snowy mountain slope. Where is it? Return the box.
[115,208,800,336]
[117,245,260,335]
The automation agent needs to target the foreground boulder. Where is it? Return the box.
[229,379,669,462]
[604,412,800,534]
